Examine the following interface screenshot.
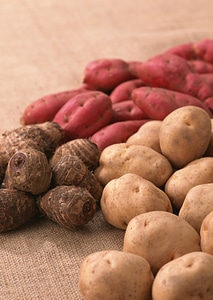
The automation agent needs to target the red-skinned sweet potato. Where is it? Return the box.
[110,79,145,103]
[165,39,213,64]
[200,73,213,85]
[20,86,89,125]
[134,53,213,101]
[53,91,113,140]
[164,42,197,60]
[90,119,149,150]
[111,100,148,122]
[204,97,213,114]
[132,86,212,120]
[187,60,213,74]
[83,58,136,93]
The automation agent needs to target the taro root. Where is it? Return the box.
[6,148,52,195]
[0,155,7,186]
[0,121,64,165]
[0,189,36,233]
[51,155,103,202]
[37,185,97,230]
[50,138,101,171]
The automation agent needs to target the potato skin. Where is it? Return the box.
[165,157,213,210]
[126,120,162,153]
[152,251,213,300]
[79,250,154,300]
[200,211,213,255]
[101,173,172,230]
[94,143,173,187]
[159,106,211,168]
[179,183,213,232]
[123,211,201,275]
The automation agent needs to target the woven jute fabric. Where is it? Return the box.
[0,0,213,299]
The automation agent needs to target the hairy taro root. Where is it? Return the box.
[50,138,100,171]
[51,155,103,203]
[0,122,64,166]
[38,185,97,230]
[6,148,52,195]
[0,189,36,233]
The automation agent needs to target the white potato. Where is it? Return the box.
[152,251,213,300]
[79,250,154,300]
[101,173,172,230]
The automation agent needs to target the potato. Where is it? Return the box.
[100,173,173,230]
[159,106,211,168]
[165,157,213,210]
[152,251,213,300]
[94,143,173,187]
[126,120,162,153]
[204,118,213,157]
[79,250,154,300]
[200,211,213,255]
[123,211,201,275]
[179,183,213,232]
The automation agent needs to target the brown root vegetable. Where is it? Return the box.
[37,185,97,230]
[50,138,100,171]
[6,148,52,195]
[0,155,7,186]
[0,122,64,165]
[0,189,37,233]
[51,155,103,203]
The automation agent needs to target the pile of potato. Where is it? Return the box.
[79,105,213,300]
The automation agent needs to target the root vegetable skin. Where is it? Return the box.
[83,58,136,92]
[164,39,213,64]
[20,87,88,125]
[50,138,101,171]
[110,78,145,103]
[51,155,103,203]
[111,100,148,122]
[0,122,64,164]
[53,91,113,140]
[135,53,213,101]
[90,119,150,150]
[132,86,213,120]
[187,60,213,74]
[0,189,36,233]
[38,185,97,230]
[7,148,52,195]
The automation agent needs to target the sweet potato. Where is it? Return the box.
[187,60,213,74]
[110,79,145,103]
[204,97,213,114]
[134,53,213,101]
[200,73,213,85]
[132,86,212,120]
[111,100,148,122]
[20,87,88,125]
[83,58,136,93]
[165,39,213,64]
[90,119,149,150]
[53,91,113,140]
[164,42,197,60]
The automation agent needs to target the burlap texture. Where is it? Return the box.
[0,1,213,299]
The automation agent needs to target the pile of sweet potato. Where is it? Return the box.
[20,38,213,151]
